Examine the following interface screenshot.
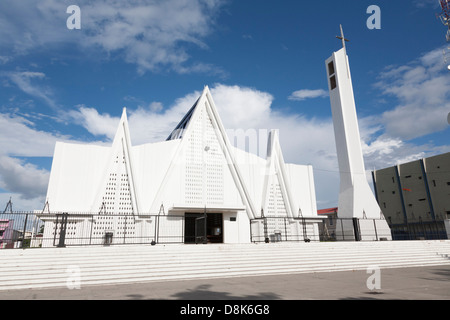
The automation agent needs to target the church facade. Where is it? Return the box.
[40,86,320,246]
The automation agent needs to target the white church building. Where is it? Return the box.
[40,86,320,246]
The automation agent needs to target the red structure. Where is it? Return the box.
[438,0,450,40]
[0,219,15,249]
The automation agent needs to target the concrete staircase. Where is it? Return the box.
[1,240,450,290]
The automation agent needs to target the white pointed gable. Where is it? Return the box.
[149,86,257,219]
[261,130,297,218]
[90,108,139,214]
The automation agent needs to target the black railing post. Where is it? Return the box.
[156,214,160,244]
[264,217,269,243]
[353,218,361,241]
[57,213,68,247]
[21,213,28,249]
[373,219,378,241]
[53,214,59,246]
[284,218,288,241]
[89,215,94,245]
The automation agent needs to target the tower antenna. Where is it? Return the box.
[437,0,450,70]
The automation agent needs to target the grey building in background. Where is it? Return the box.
[372,152,450,240]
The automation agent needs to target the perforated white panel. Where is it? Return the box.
[205,104,224,205]
[266,174,290,237]
[185,103,224,205]
[94,142,135,240]
[185,107,204,204]
[267,176,287,217]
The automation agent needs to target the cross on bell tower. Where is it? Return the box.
[336,24,350,50]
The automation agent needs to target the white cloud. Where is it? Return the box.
[0,56,11,64]
[4,71,58,110]
[211,84,273,129]
[375,46,450,140]
[0,192,46,212]
[68,106,119,140]
[0,156,49,200]
[0,113,69,157]
[0,112,108,204]
[288,89,329,101]
[0,0,225,74]
[413,0,439,8]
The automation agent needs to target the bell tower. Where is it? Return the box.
[325,25,392,240]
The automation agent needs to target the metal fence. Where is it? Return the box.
[0,212,44,249]
[249,217,320,243]
[389,220,448,240]
[1,211,448,249]
[43,212,187,247]
[1,211,225,248]
[249,216,395,243]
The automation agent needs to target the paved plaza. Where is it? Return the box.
[1,265,449,300]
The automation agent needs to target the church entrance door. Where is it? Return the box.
[184,213,223,244]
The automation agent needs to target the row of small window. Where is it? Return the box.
[206,192,224,196]
[392,175,450,186]
[96,216,134,219]
[382,199,428,208]
[94,224,135,228]
[92,231,135,236]
[382,181,450,195]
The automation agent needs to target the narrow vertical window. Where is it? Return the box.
[328,61,337,90]
[330,75,337,90]
[328,61,335,75]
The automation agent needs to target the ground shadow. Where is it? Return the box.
[419,266,450,281]
[144,284,281,300]
[339,291,398,300]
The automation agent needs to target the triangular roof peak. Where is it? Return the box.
[261,129,297,218]
[90,104,139,213]
[112,107,130,145]
[166,85,214,141]
[151,85,258,219]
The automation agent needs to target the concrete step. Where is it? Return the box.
[1,240,449,290]
[2,257,449,290]
[3,241,449,261]
[1,248,446,276]
[1,255,447,284]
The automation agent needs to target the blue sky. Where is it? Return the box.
[0,0,449,211]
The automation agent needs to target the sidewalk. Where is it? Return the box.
[1,265,449,300]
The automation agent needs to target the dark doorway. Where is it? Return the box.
[184,213,199,244]
[184,213,223,244]
[206,213,223,243]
